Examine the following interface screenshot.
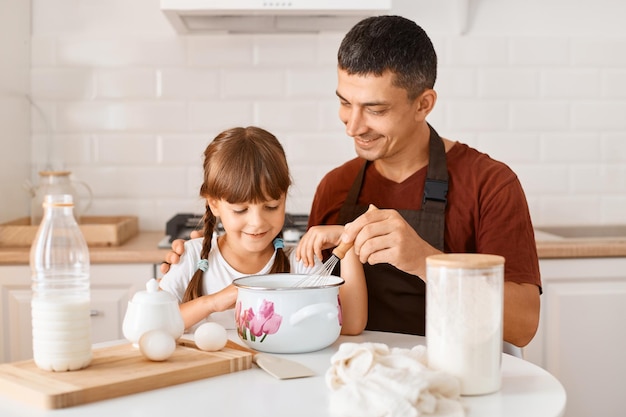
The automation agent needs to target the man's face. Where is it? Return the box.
[336,68,424,163]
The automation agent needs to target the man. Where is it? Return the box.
[163,15,541,347]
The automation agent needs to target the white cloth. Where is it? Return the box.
[159,236,321,331]
[326,343,465,417]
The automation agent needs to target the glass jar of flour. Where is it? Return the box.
[426,253,504,396]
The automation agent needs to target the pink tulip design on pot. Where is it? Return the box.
[235,299,282,343]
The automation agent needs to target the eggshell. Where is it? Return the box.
[194,322,228,351]
[139,329,176,361]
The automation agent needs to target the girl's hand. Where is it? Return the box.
[295,225,344,267]
[180,284,238,330]
[210,284,238,312]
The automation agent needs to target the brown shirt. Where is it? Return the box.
[308,142,541,289]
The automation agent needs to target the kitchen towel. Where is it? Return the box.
[326,342,465,417]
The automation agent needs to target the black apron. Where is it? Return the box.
[336,125,448,335]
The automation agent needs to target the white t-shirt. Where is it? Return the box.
[158,235,321,331]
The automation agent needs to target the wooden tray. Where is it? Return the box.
[0,341,252,409]
[0,216,139,247]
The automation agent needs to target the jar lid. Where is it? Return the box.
[39,170,71,176]
[426,253,505,269]
[130,278,177,304]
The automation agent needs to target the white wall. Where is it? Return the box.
[0,0,30,223]
[23,0,626,231]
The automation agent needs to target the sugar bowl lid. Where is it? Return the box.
[130,278,177,304]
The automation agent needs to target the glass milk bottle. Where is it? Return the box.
[30,194,92,371]
[426,254,504,395]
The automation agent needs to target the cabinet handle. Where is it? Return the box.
[90,310,101,317]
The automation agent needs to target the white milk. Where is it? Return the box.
[426,254,504,396]
[31,297,92,372]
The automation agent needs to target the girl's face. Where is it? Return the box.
[207,194,286,254]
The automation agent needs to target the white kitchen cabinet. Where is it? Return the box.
[524,257,626,417]
[0,264,156,363]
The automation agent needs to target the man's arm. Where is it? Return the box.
[339,206,541,347]
[160,230,202,274]
[503,282,540,347]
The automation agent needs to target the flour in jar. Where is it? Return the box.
[427,274,503,396]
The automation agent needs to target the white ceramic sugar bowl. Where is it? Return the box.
[122,278,184,346]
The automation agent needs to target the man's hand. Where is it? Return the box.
[340,206,441,278]
[159,230,202,274]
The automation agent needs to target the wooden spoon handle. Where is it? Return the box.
[332,204,378,260]
[331,240,354,260]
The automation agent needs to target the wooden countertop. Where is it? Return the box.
[0,232,169,265]
[2,231,626,266]
[536,237,626,259]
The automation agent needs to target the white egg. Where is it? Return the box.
[194,322,228,351]
[139,329,176,361]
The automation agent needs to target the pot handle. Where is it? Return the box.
[289,302,338,326]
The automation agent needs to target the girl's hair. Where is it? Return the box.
[182,126,292,303]
[337,15,437,101]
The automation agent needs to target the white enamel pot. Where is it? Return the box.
[233,274,344,353]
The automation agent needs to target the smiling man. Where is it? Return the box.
[300,15,541,347]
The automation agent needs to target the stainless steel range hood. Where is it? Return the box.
[160,0,392,33]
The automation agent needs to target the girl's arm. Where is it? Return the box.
[178,284,237,330]
[296,224,368,335]
[338,247,367,335]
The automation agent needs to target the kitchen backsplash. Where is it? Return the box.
[25,0,626,231]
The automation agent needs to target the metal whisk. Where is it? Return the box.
[292,241,354,287]
[293,205,377,287]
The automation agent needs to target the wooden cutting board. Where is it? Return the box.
[0,340,252,409]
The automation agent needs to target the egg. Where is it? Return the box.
[194,322,228,351]
[139,329,176,361]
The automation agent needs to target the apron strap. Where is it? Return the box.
[422,124,449,214]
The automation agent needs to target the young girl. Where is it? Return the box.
[159,126,367,335]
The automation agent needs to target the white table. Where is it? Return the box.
[0,331,566,417]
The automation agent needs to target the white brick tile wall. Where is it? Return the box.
[19,0,626,229]
[603,195,626,223]
[446,37,508,66]
[95,134,157,165]
[541,133,601,163]
[478,69,538,98]
[220,69,286,98]
[541,69,601,99]
[188,36,254,67]
[189,101,254,132]
[436,68,477,98]
[286,68,337,98]
[55,102,187,132]
[159,69,219,99]
[602,70,626,98]
[571,39,626,67]
[254,35,319,66]
[510,101,570,131]
[31,69,95,100]
[159,134,209,164]
[96,69,156,99]
[572,101,626,130]
[602,134,626,162]
[55,38,187,67]
[540,195,601,224]
[509,38,569,66]
[447,101,509,130]
[255,100,320,131]
[476,133,541,163]
[570,165,626,194]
